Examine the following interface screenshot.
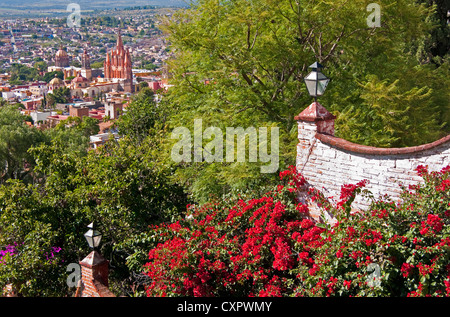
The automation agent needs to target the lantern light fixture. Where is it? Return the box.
[84,222,102,249]
[304,62,330,101]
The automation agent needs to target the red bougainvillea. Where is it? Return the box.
[144,165,450,297]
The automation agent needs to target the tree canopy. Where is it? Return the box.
[0,105,46,185]
[158,0,450,201]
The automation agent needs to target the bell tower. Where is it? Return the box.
[81,49,92,81]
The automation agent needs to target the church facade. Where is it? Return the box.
[103,29,134,93]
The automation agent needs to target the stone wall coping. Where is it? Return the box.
[295,113,336,122]
[316,133,450,155]
[294,102,336,122]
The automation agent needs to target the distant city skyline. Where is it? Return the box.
[0,5,171,113]
[0,0,189,12]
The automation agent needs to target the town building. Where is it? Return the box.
[80,49,92,81]
[54,45,70,68]
[103,29,134,93]
[48,74,65,93]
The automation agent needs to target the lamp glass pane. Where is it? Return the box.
[304,79,317,97]
[84,228,102,248]
[317,78,329,96]
[84,234,94,248]
[304,68,329,97]
[93,235,102,248]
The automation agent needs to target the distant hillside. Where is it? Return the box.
[0,0,188,10]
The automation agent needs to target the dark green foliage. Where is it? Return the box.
[43,71,64,83]
[0,105,46,184]
[159,0,449,201]
[8,63,41,85]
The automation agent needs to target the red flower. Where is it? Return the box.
[444,278,450,296]
[295,203,309,214]
[401,263,414,278]
[436,179,450,191]
[300,218,314,229]
[271,237,295,270]
[259,276,282,297]
[298,251,309,260]
[417,263,434,276]
[440,165,450,174]
[337,180,368,209]
[308,264,319,276]
[416,165,428,177]
[420,214,443,236]
[343,280,351,290]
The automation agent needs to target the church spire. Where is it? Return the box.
[116,28,123,50]
[124,48,131,67]
[103,28,133,91]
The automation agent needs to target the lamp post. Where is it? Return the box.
[304,62,330,102]
[84,222,102,249]
[78,222,112,297]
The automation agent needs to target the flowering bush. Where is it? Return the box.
[144,165,450,297]
[299,165,450,297]
[0,242,63,296]
[0,245,17,265]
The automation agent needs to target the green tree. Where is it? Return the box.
[46,93,56,108]
[0,180,64,297]
[115,88,163,144]
[48,87,71,104]
[0,97,7,107]
[333,71,447,147]
[33,61,48,73]
[90,61,104,69]
[158,0,444,202]
[9,63,41,84]
[0,105,46,184]
[43,71,64,83]
[43,116,100,157]
[412,0,449,65]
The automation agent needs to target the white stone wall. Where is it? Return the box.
[296,121,450,211]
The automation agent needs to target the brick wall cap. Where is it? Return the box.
[295,102,336,122]
[316,133,450,155]
[80,250,108,268]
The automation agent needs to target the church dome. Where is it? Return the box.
[72,73,88,83]
[56,46,68,58]
[55,45,70,68]
[49,74,64,86]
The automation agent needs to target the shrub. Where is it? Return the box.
[144,165,450,297]
[299,165,450,297]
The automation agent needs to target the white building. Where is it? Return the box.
[30,110,55,125]
[89,132,120,150]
